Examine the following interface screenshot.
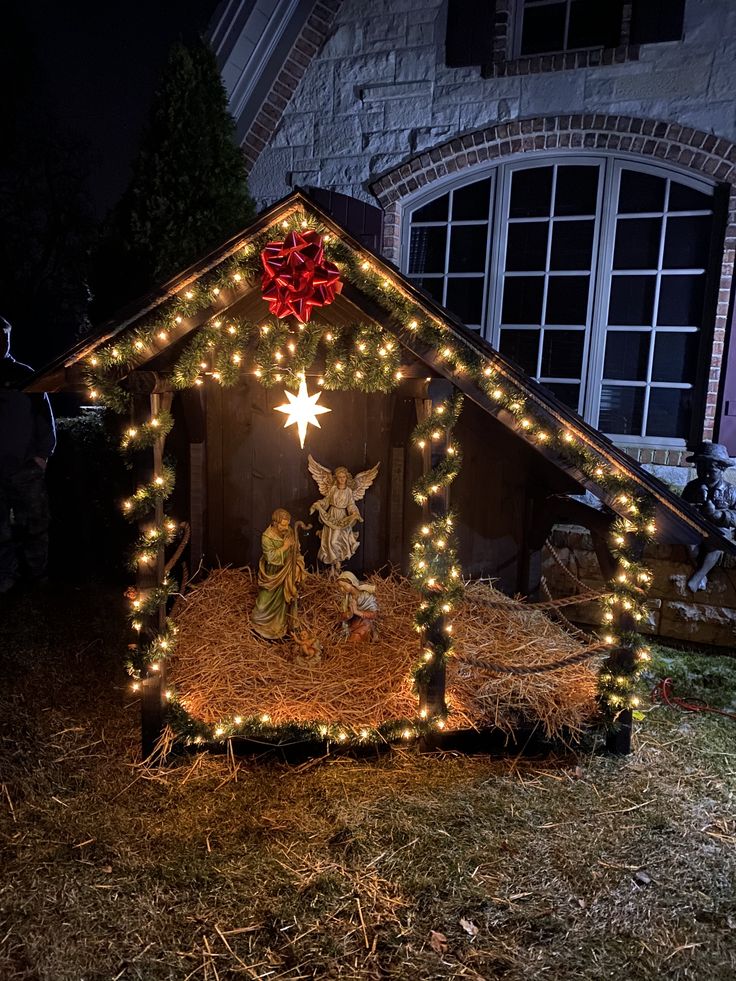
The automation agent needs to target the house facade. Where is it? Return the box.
[209,0,736,482]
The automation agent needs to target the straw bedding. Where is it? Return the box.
[169,568,599,738]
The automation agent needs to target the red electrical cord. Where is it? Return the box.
[651,677,736,721]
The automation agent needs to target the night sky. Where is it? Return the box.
[11,0,221,218]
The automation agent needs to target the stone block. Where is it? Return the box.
[383,97,433,131]
[519,72,586,116]
[333,51,396,86]
[270,112,316,148]
[407,21,436,46]
[411,125,456,153]
[394,48,436,83]
[314,116,364,156]
[320,23,363,59]
[360,80,432,102]
[614,63,712,102]
[369,151,412,176]
[660,600,736,646]
[317,155,372,185]
[434,77,522,107]
[457,99,518,131]
[289,65,336,112]
[362,128,407,154]
[364,14,408,43]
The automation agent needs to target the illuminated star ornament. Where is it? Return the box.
[274,378,331,448]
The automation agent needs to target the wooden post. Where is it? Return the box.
[415,378,455,719]
[604,621,635,756]
[130,375,173,760]
[604,532,644,756]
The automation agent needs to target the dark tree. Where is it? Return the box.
[94,39,254,315]
[0,3,94,366]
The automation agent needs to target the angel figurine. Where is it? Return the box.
[308,454,380,573]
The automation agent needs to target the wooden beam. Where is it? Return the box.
[416,378,455,719]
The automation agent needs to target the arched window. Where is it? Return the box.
[402,156,720,445]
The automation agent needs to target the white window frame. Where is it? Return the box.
[399,152,718,449]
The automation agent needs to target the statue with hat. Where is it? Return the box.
[681,442,736,592]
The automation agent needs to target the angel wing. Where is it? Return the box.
[351,461,380,502]
[307,454,334,497]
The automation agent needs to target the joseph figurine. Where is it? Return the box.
[251,508,306,640]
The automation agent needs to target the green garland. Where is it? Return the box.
[166,700,435,748]
[408,387,465,711]
[120,408,175,452]
[121,463,176,520]
[86,204,662,741]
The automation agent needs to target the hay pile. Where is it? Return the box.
[169,569,599,738]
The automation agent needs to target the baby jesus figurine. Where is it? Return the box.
[336,571,378,643]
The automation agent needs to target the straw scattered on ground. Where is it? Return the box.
[2,584,736,980]
[170,569,599,737]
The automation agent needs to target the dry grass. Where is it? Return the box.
[170,569,598,738]
[2,584,736,981]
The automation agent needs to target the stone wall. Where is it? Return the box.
[544,526,736,648]
[246,0,736,209]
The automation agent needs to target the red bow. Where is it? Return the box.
[261,230,342,322]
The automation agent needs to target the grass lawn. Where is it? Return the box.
[1,584,735,980]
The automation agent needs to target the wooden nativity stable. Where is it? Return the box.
[29,191,736,759]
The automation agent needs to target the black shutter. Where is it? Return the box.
[446,0,496,68]
[630,0,685,44]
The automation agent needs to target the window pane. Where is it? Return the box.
[506,222,548,271]
[413,277,444,305]
[502,276,544,323]
[448,225,487,272]
[546,275,589,325]
[657,274,705,327]
[555,166,599,216]
[646,388,692,439]
[651,331,698,383]
[567,0,622,49]
[669,182,713,212]
[608,275,656,326]
[603,331,650,381]
[408,226,446,274]
[452,179,491,220]
[599,385,645,436]
[500,329,540,374]
[445,277,484,325]
[618,170,666,213]
[541,330,585,378]
[613,217,662,269]
[414,194,449,222]
[550,220,595,270]
[521,2,566,54]
[662,216,712,269]
[543,381,580,411]
[509,167,553,218]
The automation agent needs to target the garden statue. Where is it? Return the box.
[307,455,380,574]
[682,442,736,592]
[251,508,309,639]
[336,570,379,643]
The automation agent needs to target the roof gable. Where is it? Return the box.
[28,189,733,553]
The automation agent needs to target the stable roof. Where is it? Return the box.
[27,190,734,554]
